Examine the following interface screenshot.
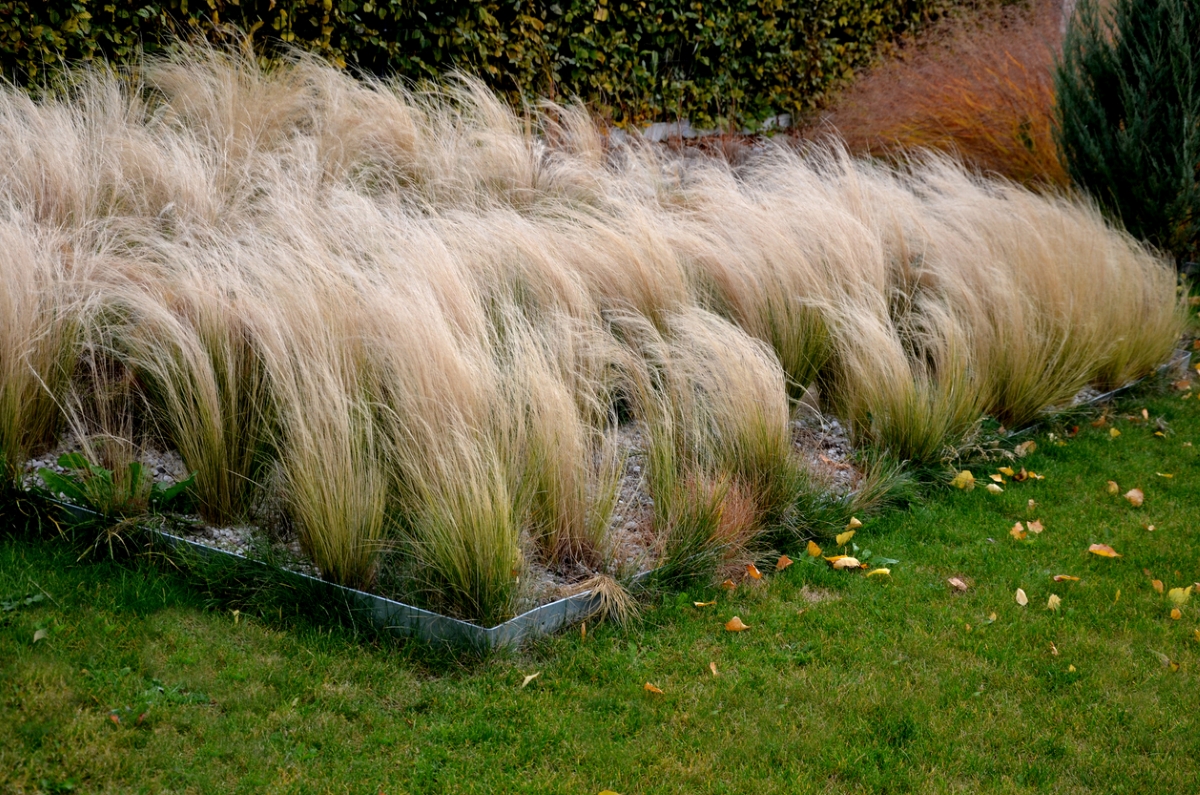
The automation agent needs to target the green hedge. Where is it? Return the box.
[0,0,956,128]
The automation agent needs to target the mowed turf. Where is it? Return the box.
[3,382,1198,794]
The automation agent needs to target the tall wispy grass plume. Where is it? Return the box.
[0,45,1183,622]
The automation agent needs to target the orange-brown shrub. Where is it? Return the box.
[813,0,1068,188]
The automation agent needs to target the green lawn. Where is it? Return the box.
[3,381,1199,794]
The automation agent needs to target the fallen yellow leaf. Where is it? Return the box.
[1168,585,1193,605]
[1194,629,1200,643]
[824,554,848,563]
[1142,408,1150,420]
[999,466,1015,477]
[806,540,822,557]
[1010,522,1027,540]
[644,682,663,694]
[694,600,717,607]
[985,483,1004,494]
[866,568,891,578]
[1115,589,1121,603]
[1015,440,1037,457]
[1068,664,1076,672]
[1110,428,1121,438]
[720,579,737,591]
[1171,608,1182,620]
[990,473,1005,483]
[1048,594,1062,611]
[599,791,621,795]
[1053,574,1080,582]
[1152,580,1164,594]
[1088,543,1122,558]
[725,616,750,632]
[831,556,862,570]
[1016,588,1029,607]
[1124,488,1144,507]
[1156,472,1173,478]
[709,661,718,677]
[1027,519,1044,534]
[776,555,793,571]
[845,516,863,531]
[1107,480,1120,495]
[947,577,969,592]
[521,672,540,688]
[836,529,856,546]
[745,563,763,580]
[988,612,998,622]
[950,470,976,490]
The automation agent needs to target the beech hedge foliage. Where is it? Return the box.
[0,0,957,127]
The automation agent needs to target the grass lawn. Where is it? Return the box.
[3,379,1199,794]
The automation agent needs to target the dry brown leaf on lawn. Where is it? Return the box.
[1152,580,1164,594]
[776,555,793,571]
[1168,586,1193,605]
[1047,594,1062,611]
[725,616,750,632]
[948,577,969,592]
[832,557,862,570]
[1093,416,1109,428]
[836,529,856,546]
[1015,440,1037,457]
[745,564,763,580]
[1013,468,1030,482]
[1171,608,1182,620]
[1016,588,1029,607]
[33,629,47,643]
[1142,408,1150,420]
[1174,379,1191,390]
[1027,499,1037,512]
[644,682,664,694]
[950,470,976,490]
[709,662,718,677]
[1010,522,1027,540]
[1124,489,1144,506]
[990,474,1005,483]
[720,579,737,591]
[1144,524,1156,532]
[1053,574,1080,582]
[521,672,540,688]
[806,540,822,557]
[1107,480,1120,495]
[1027,520,1044,534]
[985,483,1004,494]
[1049,641,1060,656]
[867,568,891,578]
[694,600,717,607]
[1088,543,1122,558]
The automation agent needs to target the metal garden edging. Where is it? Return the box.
[48,500,623,649]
